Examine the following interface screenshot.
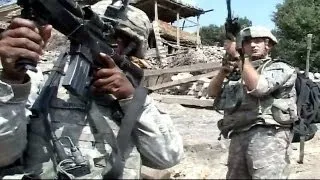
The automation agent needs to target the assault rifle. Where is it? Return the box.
[16,0,143,98]
[224,0,242,81]
[225,0,241,41]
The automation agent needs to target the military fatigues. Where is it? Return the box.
[0,66,184,179]
[216,58,297,179]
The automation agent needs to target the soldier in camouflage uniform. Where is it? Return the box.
[208,26,297,179]
[0,1,183,179]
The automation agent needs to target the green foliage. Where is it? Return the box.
[199,24,225,46]
[200,17,252,46]
[272,0,320,71]
[237,17,253,29]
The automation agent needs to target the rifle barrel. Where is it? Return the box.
[226,0,231,19]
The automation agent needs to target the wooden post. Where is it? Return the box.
[154,0,159,21]
[196,15,200,49]
[305,34,313,78]
[176,11,180,49]
[298,33,313,165]
[154,0,158,21]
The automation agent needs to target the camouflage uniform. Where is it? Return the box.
[227,126,292,179]
[0,1,184,179]
[216,26,297,179]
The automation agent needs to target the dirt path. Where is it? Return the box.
[154,101,320,179]
[290,129,320,179]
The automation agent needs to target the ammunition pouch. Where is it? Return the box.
[214,83,244,112]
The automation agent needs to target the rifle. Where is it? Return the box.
[225,0,241,41]
[219,0,243,114]
[16,0,143,98]
[224,0,242,81]
[30,52,91,179]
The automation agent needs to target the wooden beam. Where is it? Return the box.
[179,25,198,28]
[155,5,200,25]
[203,9,214,14]
[150,94,214,107]
[144,62,221,76]
[161,39,180,49]
[147,71,218,91]
[162,0,205,15]
[157,4,178,14]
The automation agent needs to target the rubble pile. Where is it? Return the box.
[145,46,225,69]
[166,46,225,68]
[150,46,225,99]
[187,77,212,99]
[161,73,212,99]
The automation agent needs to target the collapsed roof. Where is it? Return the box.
[131,0,206,22]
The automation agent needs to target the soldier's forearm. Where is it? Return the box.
[208,70,228,97]
[240,59,260,91]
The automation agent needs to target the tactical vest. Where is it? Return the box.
[216,58,297,138]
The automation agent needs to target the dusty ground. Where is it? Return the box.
[290,130,320,179]
[153,101,320,179]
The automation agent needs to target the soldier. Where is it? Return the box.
[208,26,297,179]
[0,0,183,179]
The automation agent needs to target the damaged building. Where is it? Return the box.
[131,0,212,63]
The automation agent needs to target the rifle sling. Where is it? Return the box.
[30,52,69,172]
[88,86,148,179]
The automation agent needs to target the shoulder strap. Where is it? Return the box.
[30,52,70,176]
[109,86,148,177]
[89,85,148,179]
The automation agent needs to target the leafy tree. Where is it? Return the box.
[237,16,253,29]
[272,0,320,71]
[200,17,252,46]
[199,24,224,46]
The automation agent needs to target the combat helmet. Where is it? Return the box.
[91,0,151,59]
[236,26,278,49]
